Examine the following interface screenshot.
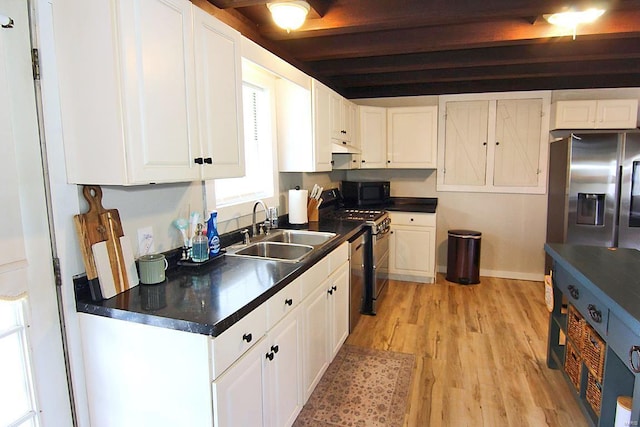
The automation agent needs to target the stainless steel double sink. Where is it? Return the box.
[226,229,338,263]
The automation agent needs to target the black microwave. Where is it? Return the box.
[342,181,390,207]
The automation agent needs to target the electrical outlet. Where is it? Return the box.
[137,226,155,256]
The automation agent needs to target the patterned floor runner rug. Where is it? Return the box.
[294,344,415,427]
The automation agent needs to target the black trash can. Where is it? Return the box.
[446,229,481,285]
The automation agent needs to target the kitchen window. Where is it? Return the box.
[0,298,39,426]
[206,61,278,221]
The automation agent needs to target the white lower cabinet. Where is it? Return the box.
[328,263,349,359]
[79,242,349,427]
[214,306,304,427]
[212,337,267,427]
[264,306,304,427]
[303,260,349,400]
[302,279,331,400]
[389,212,437,283]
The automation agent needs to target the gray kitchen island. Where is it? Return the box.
[545,243,640,426]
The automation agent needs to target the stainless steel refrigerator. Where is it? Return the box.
[546,132,640,268]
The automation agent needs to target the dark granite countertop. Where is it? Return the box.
[545,243,640,329]
[76,219,364,337]
[363,197,437,213]
[387,197,437,213]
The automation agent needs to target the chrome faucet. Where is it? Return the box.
[252,200,269,236]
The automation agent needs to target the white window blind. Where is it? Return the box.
[0,298,39,427]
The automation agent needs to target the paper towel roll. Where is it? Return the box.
[289,189,308,224]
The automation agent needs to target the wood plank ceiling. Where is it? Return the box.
[200,0,640,99]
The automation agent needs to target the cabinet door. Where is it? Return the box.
[302,281,330,401]
[119,0,201,183]
[553,100,597,129]
[193,7,244,179]
[359,106,388,169]
[443,100,489,185]
[343,99,357,143]
[493,99,542,187]
[329,263,349,360]
[596,99,639,129]
[312,81,333,172]
[390,225,435,278]
[264,308,303,427]
[212,339,266,427]
[329,90,344,140]
[387,106,438,168]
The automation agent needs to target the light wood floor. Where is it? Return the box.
[346,274,588,427]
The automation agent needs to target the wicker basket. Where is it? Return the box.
[564,340,582,392]
[567,304,584,353]
[586,371,602,415]
[583,324,606,383]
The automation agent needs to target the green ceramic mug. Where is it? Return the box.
[138,254,168,285]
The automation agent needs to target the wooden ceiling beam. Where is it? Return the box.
[343,74,640,99]
[309,38,640,76]
[277,10,640,61]
[330,58,640,88]
[206,0,330,17]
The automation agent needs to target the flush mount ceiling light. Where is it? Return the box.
[544,8,605,39]
[267,1,310,33]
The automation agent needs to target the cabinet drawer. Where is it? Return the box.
[389,211,436,227]
[266,279,301,330]
[608,313,640,371]
[300,256,330,300]
[553,264,609,337]
[210,304,267,380]
[329,242,348,271]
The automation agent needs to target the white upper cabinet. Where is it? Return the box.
[441,100,489,186]
[358,106,388,169]
[53,0,243,185]
[193,7,244,180]
[387,106,438,168]
[329,91,356,143]
[358,105,438,169]
[438,92,551,194]
[276,78,332,172]
[552,99,639,130]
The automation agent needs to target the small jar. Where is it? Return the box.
[191,224,209,263]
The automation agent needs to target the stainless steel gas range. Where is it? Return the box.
[319,189,391,320]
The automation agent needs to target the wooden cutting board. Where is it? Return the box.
[74,185,138,299]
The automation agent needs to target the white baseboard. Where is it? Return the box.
[388,273,435,284]
[436,265,544,282]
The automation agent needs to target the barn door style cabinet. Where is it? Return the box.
[437,92,551,194]
[545,244,640,427]
[53,0,244,185]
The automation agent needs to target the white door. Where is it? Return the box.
[387,106,438,168]
[328,263,349,359]
[212,339,266,427]
[359,106,387,168]
[120,0,201,184]
[390,225,435,276]
[264,308,303,427]
[302,282,329,401]
[493,98,542,187]
[443,100,489,185]
[0,1,71,425]
[193,7,245,180]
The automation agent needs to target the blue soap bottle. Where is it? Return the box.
[207,210,221,256]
